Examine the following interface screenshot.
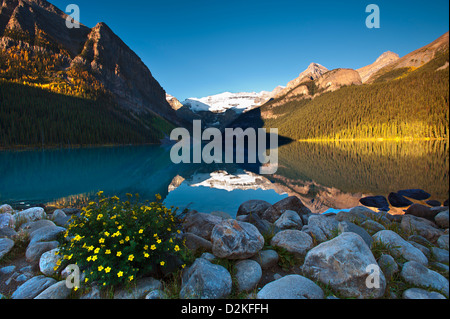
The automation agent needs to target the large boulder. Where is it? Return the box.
[403,288,446,299]
[180,258,232,299]
[400,215,444,243]
[335,206,376,224]
[301,214,339,244]
[236,200,273,218]
[397,189,431,201]
[372,230,428,265]
[360,195,389,209]
[237,213,280,237]
[0,204,14,214]
[270,230,313,257]
[400,261,449,297]
[272,196,311,218]
[0,213,14,229]
[388,193,413,208]
[12,275,57,299]
[251,250,279,269]
[234,260,262,292]
[405,204,439,221]
[302,232,386,299]
[0,238,14,260]
[34,281,72,299]
[182,210,223,240]
[435,210,449,229]
[114,277,162,299]
[182,232,212,253]
[257,275,324,299]
[13,207,47,224]
[29,226,66,244]
[39,248,62,277]
[211,219,264,259]
[26,241,59,264]
[274,210,303,230]
[338,221,373,248]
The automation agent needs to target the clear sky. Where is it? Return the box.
[51,0,449,100]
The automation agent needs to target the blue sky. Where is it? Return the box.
[51,0,449,100]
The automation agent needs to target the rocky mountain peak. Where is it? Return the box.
[285,62,329,91]
[375,51,400,63]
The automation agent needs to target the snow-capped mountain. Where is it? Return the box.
[182,87,284,114]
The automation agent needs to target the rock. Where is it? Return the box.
[16,273,33,282]
[430,247,449,264]
[335,206,373,224]
[0,204,13,214]
[403,288,446,299]
[301,224,327,243]
[238,213,280,237]
[361,220,386,234]
[234,260,262,292]
[211,219,264,259]
[405,204,438,220]
[274,210,303,230]
[29,225,66,244]
[13,207,47,224]
[39,248,61,277]
[51,209,67,219]
[80,284,102,299]
[408,241,431,258]
[338,221,373,248]
[0,237,14,260]
[307,215,339,240]
[377,254,398,280]
[398,189,431,200]
[182,210,223,240]
[270,230,313,257]
[388,193,413,207]
[210,211,233,219]
[200,252,216,262]
[12,275,57,299]
[400,261,449,297]
[145,289,168,299]
[408,234,433,247]
[0,213,14,229]
[180,258,232,299]
[34,280,72,299]
[272,196,311,218]
[435,210,449,229]
[426,200,442,207]
[236,200,273,218]
[401,215,443,243]
[182,232,212,253]
[360,195,389,209]
[257,275,324,299]
[26,241,59,264]
[61,208,81,215]
[372,230,428,265]
[302,232,386,299]
[19,219,56,234]
[251,250,279,269]
[0,227,18,239]
[437,234,449,250]
[53,215,72,227]
[444,199,449,207]
[430,262,449,277]
[114,277,162,299]
[0,265,16,275]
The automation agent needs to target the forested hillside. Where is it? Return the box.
[252,50,449,141]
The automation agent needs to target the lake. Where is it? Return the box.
[0,140,448,216]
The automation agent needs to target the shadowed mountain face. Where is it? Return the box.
[0,0,180,126]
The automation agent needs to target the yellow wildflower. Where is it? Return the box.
[99,238,105,244]
[151,245,156,250]
[117,271,123,278]
[105,249,111,255]
[160,261,165,266]
[128,254,134,261]
[105,267,111,273]
[117,251,122,257]
[98,266,104,272]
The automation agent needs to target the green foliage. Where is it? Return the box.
[0,81,173,147]
[254,50,449,141]
[58,193,189,289]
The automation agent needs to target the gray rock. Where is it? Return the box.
[0,204,13,214]
[51,209,67,219]
[14,207,47,224]
[437,234,449,250]
[272,196,311,217]
[361,220,386,234]
[16,273,33,282]
[430,247,449,264]
[26,241,59,264]
[238,213,280,237]
[114,277,162,299]
[53,215,72,227]
[408,241,431,258]
[338,221,373,248]
[405,203,437,220]
[145,289,168,299]
[430,262,449,277]
[400,261,449,297]
[0,212,14,229]
[403,288,446,299]
[302,232,386,299]
[257,275,324,299]
[335,207,372,224]
[435,210,449,229]
[301,224,327,243]
[308,215,339,241]
[12,275,57,299]
[180,258,232,299]
[182,210,223,240]
[234,260,262,292]
[0,237,14,260]
[211,219,264,259]
[183,232,212,253]
[408,234,433,247]
[372,230,428,265]
[401,215,444,243]
[274,210,303,230]
[0,265,16,275]
[251,250,279,269]
[270,230,313,257]
[29,226,66,244]
[0,227,18,239]
[80,284,102,299]
[39,248,61,276]
[237,200,273,218]
[34,280,72,299]
[200,252,216,262]
[377,254,399,280]
[19,219,56,234]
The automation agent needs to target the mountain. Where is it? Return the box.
[357,51,400,83]
[0,0,179,147]
[232,32,449,141]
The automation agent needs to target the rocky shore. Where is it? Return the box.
[0,193,449,300]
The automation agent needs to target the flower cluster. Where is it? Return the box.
[59,192,188,288]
